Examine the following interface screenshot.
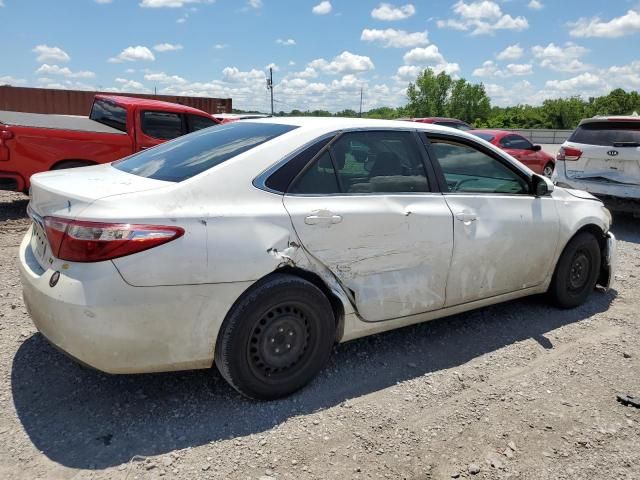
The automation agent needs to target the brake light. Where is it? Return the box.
[0,129,14,141]
[557,146,582,161]
[43,217,184,262]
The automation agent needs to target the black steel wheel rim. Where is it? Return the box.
[568,249,591,291]
[247,303,312,381]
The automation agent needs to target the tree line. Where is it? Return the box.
[236,69,640,130]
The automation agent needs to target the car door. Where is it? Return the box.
[424,133,560,307]
[283,129,454,322]
[135,110,186,151]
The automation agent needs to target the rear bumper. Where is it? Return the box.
[18,227,253,374]
[553,165,640,213]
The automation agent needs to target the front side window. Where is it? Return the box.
[114,122,297,182]
[429,138,529,194]
[141,111,184,140]
[501,134,533,150]
[90,99,127,132]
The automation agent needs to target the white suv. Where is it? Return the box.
[553,116,640,216]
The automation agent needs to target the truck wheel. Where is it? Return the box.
[214,274,335,400]
[51,161,93,170]
[548,232,601,309]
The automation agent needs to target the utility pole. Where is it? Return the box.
[359,87,363,117]
[266,67,274,116]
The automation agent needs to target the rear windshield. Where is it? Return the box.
[472,132,495,142]
[113,122,297,182]
[90,99,127,132]
[569,121,640,146]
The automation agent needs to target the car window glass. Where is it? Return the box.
[90,99,127,132]
[188,115,217,132]
[429,138,529,194]
[289,151,340,194]
[569,122,640,146]
[502,134,533,149]
[114,122,297,182]
[472,132,495,142]
[331,131,429,194]
[141,111,184,140]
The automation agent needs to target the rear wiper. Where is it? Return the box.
[613,141,640,147]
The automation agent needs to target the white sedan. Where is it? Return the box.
[19,118,616,399]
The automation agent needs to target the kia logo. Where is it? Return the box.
[607,150,619,156]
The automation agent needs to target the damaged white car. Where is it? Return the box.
[20,118,616,399]
[554,115,640,216]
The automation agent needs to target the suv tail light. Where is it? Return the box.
[557,146,582,161]
[43,217,184,262]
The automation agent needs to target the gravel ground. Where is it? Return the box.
[0,190,638,480]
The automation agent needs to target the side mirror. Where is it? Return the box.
[533,174,554,196]
[532,145,542,152]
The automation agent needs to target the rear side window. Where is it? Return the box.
[473,132,495,142]
[114,122,297,182]
[188,114,218,132]
[289,151,340,194]
[569,122,640,146]
[141,111,184,140]
[90,99,127,132]
[501,134,533,150]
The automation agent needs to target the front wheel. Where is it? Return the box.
[214,274,335,400]
[548,232,601,308]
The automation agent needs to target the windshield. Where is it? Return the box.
[472,132,495,142]
[90,99,127,132]
[569,121,640,147]
[113,122,297,182]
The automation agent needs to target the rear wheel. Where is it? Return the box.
[543,162,554,178]
[214,274,335,400]
[548,232,601,308]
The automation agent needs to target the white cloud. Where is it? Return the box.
[568,9,640,38]
[472,60,532,77]
[437,0,528,35]
[544,72,606,94]
[33,45,70,63]
[606,60,640,89]
[496,44,523,61]
[371,3,415,21]
[312,1,332,15]
[36,64,95,78]
[95,0,113,3]
[309,51,375,74]
[140,0,212,7]
[265,62,279,72]
[153,43,183,52]
[276,38,296,46]
[360,28,428,48]
[144,72,188,84]
[213,43,228,49]
[531,42,589,72]
[287,67,318,79]
[0,1,5,6]
[109,46,156,63]
[0,75,26,85]
[403,45,445,65]
[222,67,266,83]
[113,78,150,92]
[399,45,460,80]
[247,0,262,9]
[527,0,543,10]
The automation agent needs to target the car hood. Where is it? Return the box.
[554,187,602,202]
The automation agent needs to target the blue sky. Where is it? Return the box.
[2,0,640,112]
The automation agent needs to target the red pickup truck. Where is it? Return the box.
[0,94,220,192]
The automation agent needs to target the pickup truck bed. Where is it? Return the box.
[0,110,125,135]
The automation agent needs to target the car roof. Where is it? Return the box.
[410,117,467,123]
[471,129,510,136]
[579,115,640,125]
[95,95,211,116]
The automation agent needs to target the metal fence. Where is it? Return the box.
[503,129,574,144]
[0,86,232,115]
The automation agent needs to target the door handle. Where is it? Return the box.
[455,211,477,223]
[305,213,342,225]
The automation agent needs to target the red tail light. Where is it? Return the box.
[557,146,582,161]
[43,217,184,262]
[0,129,14,141]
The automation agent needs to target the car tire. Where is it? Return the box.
[543,162,554,178]
[548,232,601,309]
[214,273,335,400]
